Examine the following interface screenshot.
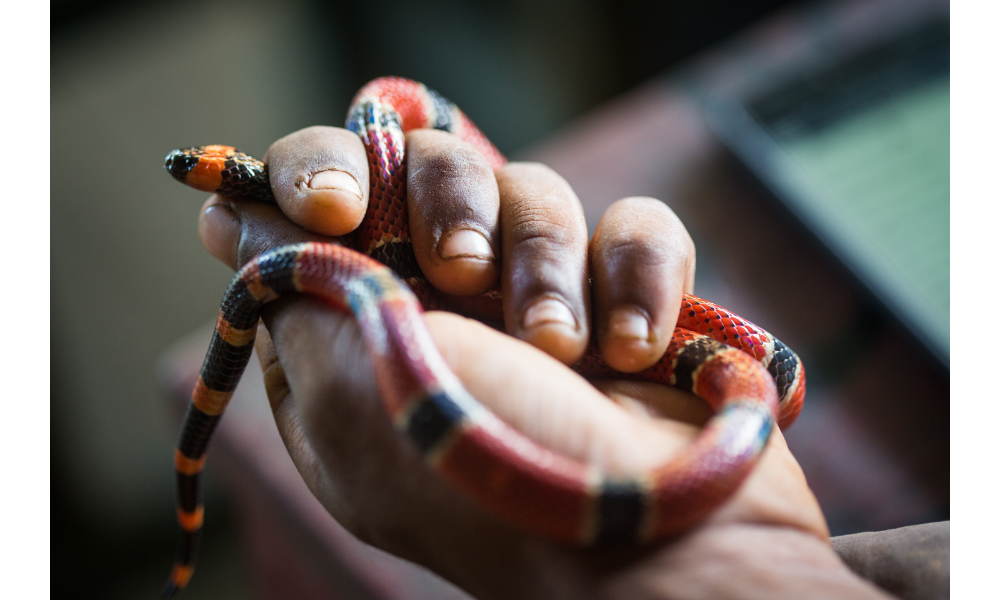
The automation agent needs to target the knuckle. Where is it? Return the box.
[508,202,585,252]
[599,197,694,257]
[598,238,675,278]
[505,161,560,180]
[410,143,491,187]
[262,362,291,410]
[500,164,586,252]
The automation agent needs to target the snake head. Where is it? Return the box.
[164,145,272,202]
[164,145,237,192]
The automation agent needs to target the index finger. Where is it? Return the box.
[265,126,370,236]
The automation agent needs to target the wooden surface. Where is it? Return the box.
[159,1,949,597]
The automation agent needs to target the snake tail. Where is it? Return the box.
[162,248,270,597]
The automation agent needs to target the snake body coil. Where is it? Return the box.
[162,77,805,596]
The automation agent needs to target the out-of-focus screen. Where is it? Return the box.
[713,21,949,365]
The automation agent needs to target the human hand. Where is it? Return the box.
[195,125,891,600]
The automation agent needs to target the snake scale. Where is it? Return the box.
[161,77,806,596]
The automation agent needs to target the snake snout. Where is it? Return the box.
[164,148,199,183]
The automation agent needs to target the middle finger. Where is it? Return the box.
[496,162,590,364]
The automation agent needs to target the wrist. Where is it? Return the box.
[593,524,895,600]
[440,524,895,600]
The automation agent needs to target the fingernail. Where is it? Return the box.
[308,170,362,199]
[200,202,240,267]
[438,229,494,261]
[523,297,577,331]
[607,307,650,341]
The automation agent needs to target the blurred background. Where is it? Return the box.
[51,0,948,598]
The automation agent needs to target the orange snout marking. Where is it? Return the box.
[184,145,235,193]
[185,158,223,192]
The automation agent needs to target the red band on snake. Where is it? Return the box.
[161,76,806,596]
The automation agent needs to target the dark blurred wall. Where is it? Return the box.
[54,0,797,152]
[51,1,796,598]
[319,0,803,151]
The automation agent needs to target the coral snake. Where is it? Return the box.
[161,77,806,596]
